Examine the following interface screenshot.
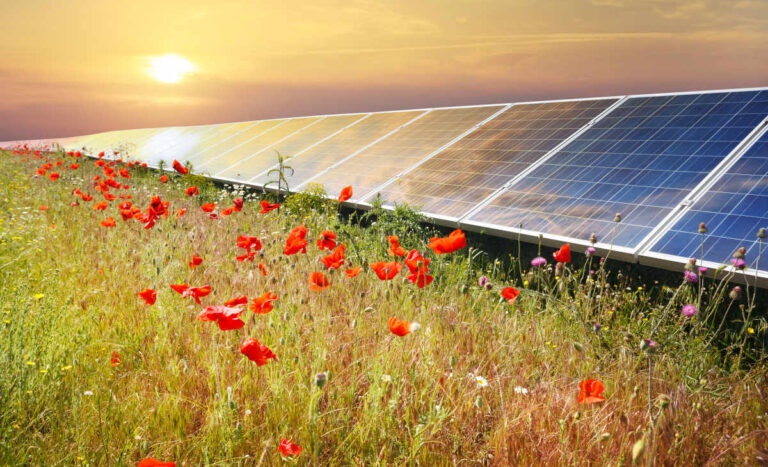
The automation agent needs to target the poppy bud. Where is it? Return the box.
[364,306,374,313]
[758,228,766,239]
[573,342,583,353]
[698,222,708,234]
[449,355,457,367]
[599,433,610,442]
[614,213,622,223]
[475,395,483,408]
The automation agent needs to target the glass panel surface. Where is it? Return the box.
[310,105,504,201]
[650,128,768,266]
[378,99,617,219]
[468,90,768,248]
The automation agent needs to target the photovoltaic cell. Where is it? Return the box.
[196,118,318,174]
[377,99,617,219]
[467,90,768,248]
[135,125,221,166]
[218,114,366,183]
[311,105,504,201]
[649,128,768,266]
[255,111,424,188]
[182,121,267,168]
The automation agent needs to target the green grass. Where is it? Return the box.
[0,149,766,465]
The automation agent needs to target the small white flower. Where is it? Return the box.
[475,376,489,388]
[83,390,93,396]
[381,374,392,383]
[514,386,529,395]
[244,409,252,416]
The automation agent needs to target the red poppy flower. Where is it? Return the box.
[278,439,303,457]
[197,305,245,330]
[387,235,407,257]
[48,172,60,181]
[69,163,80,170]
[578,379,605,404]
[138,458,175,467]
[233,198,244,212]
[175,208,187,218]
[39,205,49,211]
[103,192,117,201]
[240,337,277,366]
[346,267,361,278]
[388,317,420,336]
[236,235,261,251]
[118,201,132,210]
[110,351,121,367]
[501,287,520,304]
[224,295,248,307]
[100,217,116,228]
[250,292,277,314]
[119,209,132,221]
[186,186,199,197]
[309,272,330,291]
[160,175,169,183]
[201,203,216,213]
[138,288,157,305]
[189,255,203,269]
[97,151,105,158]
[170,284,212,305]
[553,244,571,263]
[404,250,426,274]
[338,186,353,202]
[284,236,308,255]
[118,168,131,179]
[370,261,402,280]
[258,200,279,214]
[93,201,109,211]
[236,252,256,262]
[321,244,345,270]
[427,229,466,255]
[221,207,235,216]
[172,160,188,175]
[316,230,337,250]
[81,193,93,202]
[258,263,267,276]
[407,257,433,288]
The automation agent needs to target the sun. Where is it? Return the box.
[146,54,196,83]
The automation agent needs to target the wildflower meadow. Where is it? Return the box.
[0,146,766,465]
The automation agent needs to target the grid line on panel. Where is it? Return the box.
[648,125,768,268]
[308,105,505,201]
[204,117,320,175]
[183,121,271,168]
[216,114,369,183]
[193,120,288,169]
[466,89,768,249]
[246,114,373,186]
[293,110,431,192]
[360,103,513,207]
[375,98,620,219]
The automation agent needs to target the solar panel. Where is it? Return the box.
[214,114,366,183]
[466,90,768,249]
[181,121,263,167]
[374,98,618,219]
[195,118,318,173]
[308,105,505,201]
[271,110,426,190]
[648,126,768,267]
[135,125,221,166]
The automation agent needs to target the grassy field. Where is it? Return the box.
[0,148,766,466]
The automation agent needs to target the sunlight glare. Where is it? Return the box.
[147,54,196,83]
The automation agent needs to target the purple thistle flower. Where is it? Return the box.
[683,270,698,284]
[531,256,547,268]
[698,267,708,274]
[730,258,746,270]
[586,247,596,256]
[681,304,697,317]
[478,276,490,287]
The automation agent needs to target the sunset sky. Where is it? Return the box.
[1,0,766,140]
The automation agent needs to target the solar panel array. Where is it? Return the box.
[3,87,767,281]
